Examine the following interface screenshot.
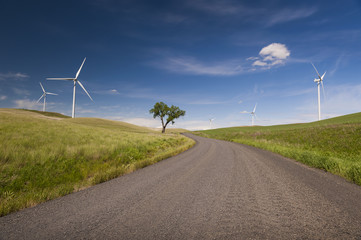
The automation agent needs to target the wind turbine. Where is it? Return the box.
[241,103,257,126]
[37,82,57,112]
[47,57,93,118]
[311,63,326,121]
[209,118,215,129]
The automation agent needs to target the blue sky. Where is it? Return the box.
[1,0,361,130]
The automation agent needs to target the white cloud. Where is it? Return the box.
[0,72,29,81]
[154,44,290,76]
[260,43,290,60]
[0,95,7,100]
[252,43,290,68]
[252,60,268,66]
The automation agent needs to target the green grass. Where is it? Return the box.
[194,112,361,186]
[0,108,195,216]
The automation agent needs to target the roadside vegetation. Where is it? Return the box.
[194,112,361,186]
[0,109,194,216]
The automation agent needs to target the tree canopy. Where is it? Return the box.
[149,102,186,133]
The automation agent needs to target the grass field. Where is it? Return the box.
[194,112,361,186]
[0,109,195,216]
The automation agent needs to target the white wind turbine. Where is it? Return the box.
[47,58,93,118]
[241,103,257,126]
[311,63,326,121]
[37,82,57,112]
[209,118,215,129]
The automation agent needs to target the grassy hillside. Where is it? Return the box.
[0,109,195,216]
[194,112,361,186]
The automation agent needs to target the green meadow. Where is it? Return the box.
[0,109,194,216]
[194,112,361,186]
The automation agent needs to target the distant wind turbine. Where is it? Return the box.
[311,63,326,121]
[47,57,93,118]
[209,118,215,129]
[37,82,57,112]
[241,103,257,126]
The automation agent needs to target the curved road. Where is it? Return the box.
[1,133,361,239]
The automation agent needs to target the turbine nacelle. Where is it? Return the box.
[241,103,257,126]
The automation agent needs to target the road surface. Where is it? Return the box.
[1,133,361,239]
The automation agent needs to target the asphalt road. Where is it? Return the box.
[1,133,361,239]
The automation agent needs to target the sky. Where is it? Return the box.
[1,0,361,130]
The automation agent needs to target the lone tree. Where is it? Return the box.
[150,102,186,133]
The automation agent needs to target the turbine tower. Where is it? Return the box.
[47,58,93,118]
[209,118,215,129]
[37,82,57,112]
[241,103,257,126]
[311,63,326,121]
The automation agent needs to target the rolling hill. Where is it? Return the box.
[0,108,194,216]
[195,112,361,186]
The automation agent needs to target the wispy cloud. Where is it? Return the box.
[93,89,120,95]
[267,7,317,26]
[13,99,37,109]
[76,109,97,114]
[163,13,189,24]
[250,43,290,68]
[0,95,7,101]
[188,1,316,27]
[12,88,31,96]
[153,56,243,76]
[0,72,29,81]
[329,53,346,76]
[153,43,290,76]
[188,0,252,16]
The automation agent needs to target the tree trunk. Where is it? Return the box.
[162,126,166,133]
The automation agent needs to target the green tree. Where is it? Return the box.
[149,102,186,133]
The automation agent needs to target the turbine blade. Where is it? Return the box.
[321,71,326,80]
[37,94,44,103]
[39,82,45,93]
[47,78,75,81]
[76,57,86,79]
[311,62,321,78]
[47,92,58,95]
[240,111,250,114]
[77,80,93,101]
[253,103,257,113]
